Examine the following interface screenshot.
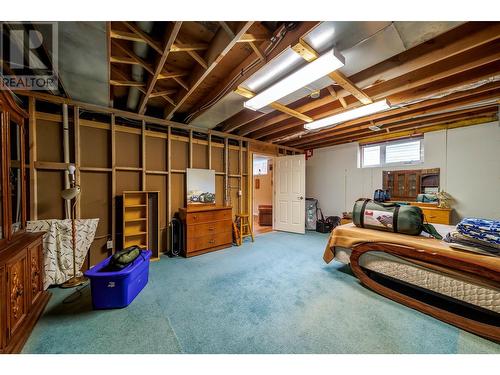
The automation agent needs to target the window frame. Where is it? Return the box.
[360,137,424,168]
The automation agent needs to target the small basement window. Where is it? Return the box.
[360,138,423,168]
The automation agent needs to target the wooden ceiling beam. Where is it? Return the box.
[122,21,163,54]
[111,39,154,75]
[224,22,500,136]
[137,21,183,115]
[149,89,177,98]
[300,110,498,150]
[170,43,209,52]
[110,80,145,87]
[176,37,208,69]
[165,21,254,120]
[238,33,269,43]
[284,87,500,147]
[249,41,266,62]
[188,21,320,127]
[265,83,500,144]
[296,104,499,149]
[254,53,500,141]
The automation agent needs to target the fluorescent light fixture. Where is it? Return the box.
[304,99,392,130]
[244,48,345,111]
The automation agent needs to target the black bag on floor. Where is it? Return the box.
[316,208,334,233]
[169,216,183,257]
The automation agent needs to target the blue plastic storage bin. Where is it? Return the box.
[84,250,152,309]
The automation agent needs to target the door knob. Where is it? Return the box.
[298,196,304,200]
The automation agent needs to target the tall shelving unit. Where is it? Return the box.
[122,191,160,261]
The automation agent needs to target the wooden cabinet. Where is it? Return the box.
[179,206,233,257]
[383,168,439,201]
[1,232,50,353]
[418,206,452,225]
[0,91,50,353]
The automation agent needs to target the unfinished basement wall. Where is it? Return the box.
[25,96,298,267]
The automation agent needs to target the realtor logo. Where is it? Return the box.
[1,22,58,90]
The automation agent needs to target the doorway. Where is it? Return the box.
[252,154,274,235]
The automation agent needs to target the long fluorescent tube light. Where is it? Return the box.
[304,99,392,130]
[244,48,345,111]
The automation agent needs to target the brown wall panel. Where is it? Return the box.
[211,146,224,172]
[242,176,248,214]
[229,149,239,175]
[116,132,140,167]
[80,172,111,265]
[80,126,110,168]
[37,171,65,219]
[116,171,141,195]
[192,143,208,169]
[229,177,240,216]
[145,174,168,252]
[36,119,63,162]
[170,173,185,218]
[171,140,188,170]
[215,175,224,206]
[146,136,167,171]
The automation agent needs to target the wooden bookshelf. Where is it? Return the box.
[122,191,160,261]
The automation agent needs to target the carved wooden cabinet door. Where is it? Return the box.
[6,252,27,339]
[28,243,43,307]
[0,266,5,351]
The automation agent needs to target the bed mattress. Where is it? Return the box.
[334,246,500,314]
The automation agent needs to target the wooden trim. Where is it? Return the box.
[28,98,37,220]
[141,120,146,189]
[350,242,500,342]
[19,91,302,153]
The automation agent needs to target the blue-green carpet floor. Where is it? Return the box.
[23,231,500,354]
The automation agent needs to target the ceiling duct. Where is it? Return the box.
[126,21,154,111]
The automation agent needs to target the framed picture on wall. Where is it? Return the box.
[186,168,216,205]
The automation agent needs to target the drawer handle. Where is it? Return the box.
[208,227,215,231]
[208,239,215,244]
[193,216,198,220]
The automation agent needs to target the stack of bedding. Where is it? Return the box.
[445,218,500,256]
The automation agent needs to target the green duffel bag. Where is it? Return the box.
[352,198,442,239]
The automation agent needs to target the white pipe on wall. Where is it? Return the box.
[62,103,71,219]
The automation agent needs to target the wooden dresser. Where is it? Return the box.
[179,206,233,257]
[414,205,453,225]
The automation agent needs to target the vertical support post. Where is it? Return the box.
[188,129,193,169]
[111,114,116,254]
[28,97,37,220]
[74,106,81,219]
[167,125,172,233]
[224,137,229,207]
[238,139,242,214]
[141,120,146,190]
[207,131,212,170]
[63,103,71,218]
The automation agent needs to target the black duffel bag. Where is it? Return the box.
[316,208,337,233]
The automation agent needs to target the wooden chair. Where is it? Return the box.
[235,214,254,244]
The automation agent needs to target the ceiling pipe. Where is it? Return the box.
[126,21,154,111]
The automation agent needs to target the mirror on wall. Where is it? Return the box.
[9,120,22,234]
[186,168,216,205]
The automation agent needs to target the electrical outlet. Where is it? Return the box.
[106,240,113,250]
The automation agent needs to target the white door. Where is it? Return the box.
[274,154,305,234]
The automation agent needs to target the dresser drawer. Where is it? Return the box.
[185,209,232,224]
[187,232,232,253]
[186,220,232,239]
[421,208,451,224]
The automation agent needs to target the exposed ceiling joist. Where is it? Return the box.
[111,39,154,74]
[238,33,269,43]
[165,21,254,120]
[137,21,183,115]
[110,80,145,87]
[177,37,208,69]
[224,22,500,137]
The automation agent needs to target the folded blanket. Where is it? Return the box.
[444,231,500,256]
[456,218,500,247]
